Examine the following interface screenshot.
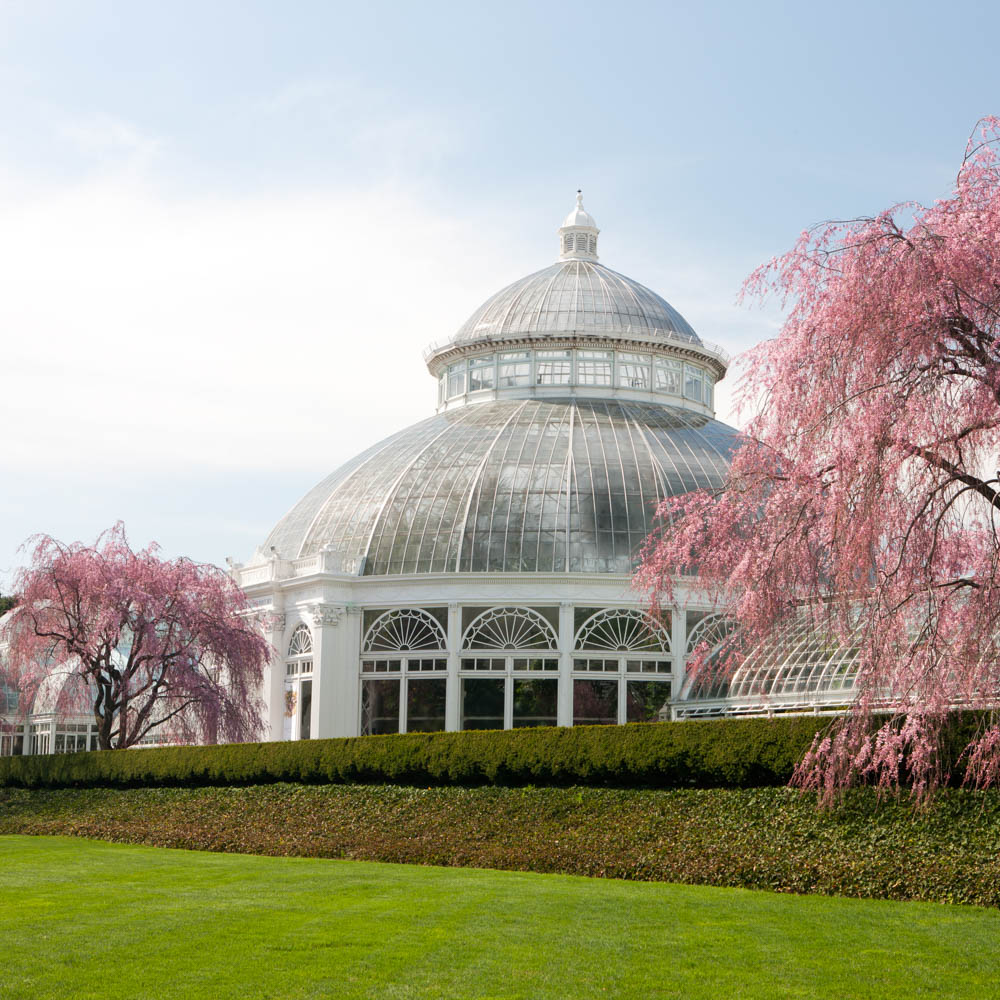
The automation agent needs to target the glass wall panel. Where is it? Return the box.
[654,359,682,395]
[447,362,467,398]
[462,677,504,730]
[407,678,447,732]
[299,679,312,740]
[684,364,704,402]
[577,350,612,386]
[573,678,618,725]
[625,680,671,723]
[617,353,650,389]
[469,356,496,391]
[361,678,400,735]
[512,678,558,727]
[536,350,572,385]
[499,352,531,387]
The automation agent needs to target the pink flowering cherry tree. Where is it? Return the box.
[1,523,270,750]
[636,119,1000,802]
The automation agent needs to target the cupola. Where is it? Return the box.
[558,190,599,261]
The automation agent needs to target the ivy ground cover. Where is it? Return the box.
[2,835,998,1000]
[3,783,1000,906]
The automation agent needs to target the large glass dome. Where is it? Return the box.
[262,398,739,575]
[256,193,741,578]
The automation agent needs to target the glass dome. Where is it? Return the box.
[261,397,739,575]
[450,259,700,346]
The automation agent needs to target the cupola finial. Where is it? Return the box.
[558,191,599,262]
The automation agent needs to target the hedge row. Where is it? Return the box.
[0,716,837,790]
[4,782,1000,906]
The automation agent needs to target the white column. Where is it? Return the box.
[445,602,461,731]
[309,603,353,739]
[262,610,286,742]
[557,601,574,727]
[671,604,687,720]
[339,607,363,737]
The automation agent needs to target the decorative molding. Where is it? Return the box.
[308,603,344,628]
[258,612,285,634]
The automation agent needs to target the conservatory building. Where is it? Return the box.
[235,194,767,741]
[0,196,864,757]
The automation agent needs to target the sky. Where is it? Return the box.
[1,0,998,589]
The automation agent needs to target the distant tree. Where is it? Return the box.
[1,523,270,750]
[0,594,17,615]
[637,118,1000,802]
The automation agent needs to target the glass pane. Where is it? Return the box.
[361,678,400,735]
[499,362,530,387]
[684,364,704,401]
[617,363,650,389]
[625,680,671,723]
[407,677,447,732]
[573,678,618,726]
[536,361,571,385]
[299,679,312,740]
[470,366,495,391]
[462,677,505,730]
[512,679,558,728]
[577,361,611,385]
[655,359,682,394]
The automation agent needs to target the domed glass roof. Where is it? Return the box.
[262,398,739,576]
[451,259,700,346]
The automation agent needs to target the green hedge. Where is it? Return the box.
[0,716,838,790]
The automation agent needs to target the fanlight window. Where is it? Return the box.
[686,614,737,658]
[575,609,670,653]
[364,609,447,652]
[463,607,557,650]
[287,624,313,657]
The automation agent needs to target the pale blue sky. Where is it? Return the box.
[1,0,997,587]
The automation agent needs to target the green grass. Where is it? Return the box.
[1,836,998,1000]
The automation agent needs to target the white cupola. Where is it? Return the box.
[557,190,599,261]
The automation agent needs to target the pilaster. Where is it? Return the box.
[445,602,461,731]
[557,601,574,727]
[671,605,687,717]
[259,607,286,742]
[308,603,346,739]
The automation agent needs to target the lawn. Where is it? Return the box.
[1,836,997,1000]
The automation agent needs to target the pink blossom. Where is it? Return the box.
[637,118,1000,804]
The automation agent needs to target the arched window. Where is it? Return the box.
[462,607,557,650]
[573,609,672,726]
[360,609,448,738]
[287,624,313,657]
[680,613,741,704]
[284,623,314,742]
[685,613,736,658]
[575,609,670,654]
[363,609,446,652]
[460,607,558,731]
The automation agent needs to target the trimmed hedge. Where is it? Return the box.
[0,716,836,791]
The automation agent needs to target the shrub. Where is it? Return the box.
[0,716,835,790]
